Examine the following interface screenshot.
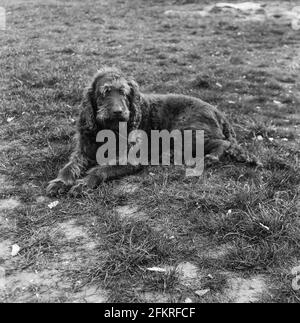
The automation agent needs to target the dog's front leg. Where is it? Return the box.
[46,134,95,196]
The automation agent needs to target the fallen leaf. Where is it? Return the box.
[7,117,15,123]
[185,297,193,303]
[48,201,59,209]
[259,223,270,231]
[146,267,167,273]
[11,244,21,257]
[0,267,5,278]
[195,289,210,297]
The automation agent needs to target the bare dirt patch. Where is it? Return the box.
[141,291,170,303]
[71,285,108,303]
[205,243,235,259]
[224,275,268,303]
[55,220,88,240]
[177,262,201,287]
[116,205,147,221]
[0,198,20,211]
[0,213,13,230]
[0,269,63,302]
[165,2,300,30]
[0,240,11,259]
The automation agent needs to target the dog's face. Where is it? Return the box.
[94,76,133,128]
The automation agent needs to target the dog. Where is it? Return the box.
[46,67,261,196]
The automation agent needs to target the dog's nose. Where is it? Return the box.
[113,108,123,116]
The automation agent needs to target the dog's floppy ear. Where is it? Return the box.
[78,80,98,133]
[127,79,142,129]
[128,79,140,98]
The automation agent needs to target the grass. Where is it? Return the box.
[0,0,299,303]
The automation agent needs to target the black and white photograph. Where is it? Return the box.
[0,0,299,304]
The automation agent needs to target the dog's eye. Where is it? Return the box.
[103,88,111,96]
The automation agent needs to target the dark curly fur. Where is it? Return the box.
[46,67,261,196]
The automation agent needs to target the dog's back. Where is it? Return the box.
[141,93,235,143]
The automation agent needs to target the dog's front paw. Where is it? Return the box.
[46,179,70,196]
[68,179,88,197]
[68,174,106,197]
[69,178,99,197]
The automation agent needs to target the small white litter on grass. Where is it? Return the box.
[7,117,15,123]
[11,244,21,257]
[48,201,59,209]
[259,223,270,231]
[185,297,193,303]
[195,289,210,297]
[147,267,168,273]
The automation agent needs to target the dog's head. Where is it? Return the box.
[83,67,141,131]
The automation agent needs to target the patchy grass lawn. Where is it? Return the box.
[0,0,299,303]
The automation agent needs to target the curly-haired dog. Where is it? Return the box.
[46,67,261,195]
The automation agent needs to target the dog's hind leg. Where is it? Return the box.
[204,139,262,167]
[204,139,232,166]
[224,143,263,167]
